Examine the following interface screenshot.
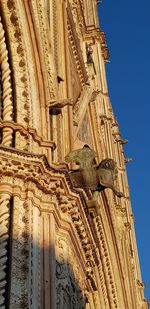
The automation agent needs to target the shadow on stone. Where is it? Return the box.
[2,237,87,309]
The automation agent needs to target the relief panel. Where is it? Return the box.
[55,235,86,309]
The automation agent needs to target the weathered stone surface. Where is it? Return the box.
[0,1,147,309]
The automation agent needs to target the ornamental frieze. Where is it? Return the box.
[0,145,99,270]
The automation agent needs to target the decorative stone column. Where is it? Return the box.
[0,17,13,147]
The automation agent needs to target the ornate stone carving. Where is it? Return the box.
[0,0,32,131]
[69,0,86,37]
[49,99,73,115]
[30,0,57,101]
[56,236,86,309]
[84,28,109,62]
[0,193,11,308]
[65,145,124,198]
[56,264,85,309]
[67,3,88,86]
[94,214,119,308]
[0,16,13,146]
[0,1,146,308]
[86,43,93,64]
[9,198,29,308]
[0,120,56,151]
[0,146,85,222]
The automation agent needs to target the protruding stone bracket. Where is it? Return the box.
[48,99,73,115]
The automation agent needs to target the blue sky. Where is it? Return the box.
[98,0,150,301]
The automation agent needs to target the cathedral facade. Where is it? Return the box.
[0,1,148,308]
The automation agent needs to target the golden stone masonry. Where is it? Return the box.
[0,0,148,308]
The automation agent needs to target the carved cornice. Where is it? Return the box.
[84,27,105,42]
[99,114,113,122]
[84,27,109,62]
[0,146,100,291]
[0,146,71,197]
[0,120,56,150]
[0,143,133,307]
[68,1,109,62]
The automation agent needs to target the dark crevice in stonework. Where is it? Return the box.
[12,130,16,148]
[49,112,54,161]
[4,197,14,309]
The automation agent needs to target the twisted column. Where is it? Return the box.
[0,17,13,146]
[0,194,10,308]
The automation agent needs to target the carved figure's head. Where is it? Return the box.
[98,159,118,180]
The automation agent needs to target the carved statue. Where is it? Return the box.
[86,43,93,64]
[65,145,123,198]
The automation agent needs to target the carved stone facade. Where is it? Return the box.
[0,1,148,308]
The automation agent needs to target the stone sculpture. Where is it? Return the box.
[65,145,123,198]
[86,43,93,64]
